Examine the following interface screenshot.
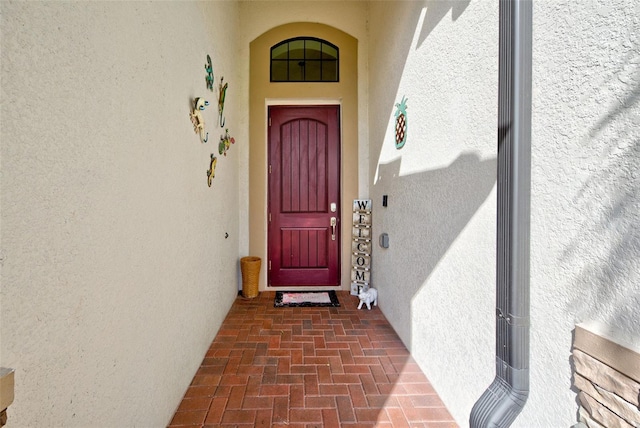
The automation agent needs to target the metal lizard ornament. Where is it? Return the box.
[206,154,217,187]
[190,97,209,143]
[205,54,214,92]
[218,128,235,156]
[218,76,228,127]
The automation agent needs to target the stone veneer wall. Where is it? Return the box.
[572,322,640,428]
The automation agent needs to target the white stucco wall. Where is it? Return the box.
[1,2,242,426]
[368,0,640,427]
[368,0,498,424]
[527,0,640,425]
[3,1,637,427]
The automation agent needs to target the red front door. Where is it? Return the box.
[268,105,341,286]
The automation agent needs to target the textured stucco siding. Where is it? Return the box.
[368,0,639,427]
[368,1,498,424]
[1,2,242,427]
[2,0,638,427]
[528,0,640,425]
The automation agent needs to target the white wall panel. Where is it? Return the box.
[1,2,241,426]
[368,0,639,426]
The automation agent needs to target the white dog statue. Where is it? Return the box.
[357,288,378,310]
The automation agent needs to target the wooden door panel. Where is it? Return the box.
[280,228,328,268]
[268,106,340,286]
[280,120,327,213]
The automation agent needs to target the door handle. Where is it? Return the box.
[330,217,337,240]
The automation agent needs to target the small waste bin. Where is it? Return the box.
[240,256,261,298]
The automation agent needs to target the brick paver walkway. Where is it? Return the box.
[168,291,457,427]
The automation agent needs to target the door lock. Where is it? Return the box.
[330,217,337,240]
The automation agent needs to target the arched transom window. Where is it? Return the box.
[270,37,339,82]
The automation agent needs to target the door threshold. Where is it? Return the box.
[266,286,344,292]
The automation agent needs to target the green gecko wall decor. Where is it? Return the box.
[218,129,235,156]
[205,55,214,92]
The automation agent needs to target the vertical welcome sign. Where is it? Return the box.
[351,199,372,295]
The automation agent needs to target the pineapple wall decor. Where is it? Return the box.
[394,96,408,149]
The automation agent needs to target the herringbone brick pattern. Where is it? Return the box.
[168,291,457,427]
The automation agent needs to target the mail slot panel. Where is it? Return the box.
[351,240,372,254]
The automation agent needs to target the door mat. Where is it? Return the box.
[274,291,340,307]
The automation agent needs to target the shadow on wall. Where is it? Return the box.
[418,0,472,48]
[375,152,496,348]
[368,0,473,167]
[564,142,640,329]
[590,86,640,138]
[564,71,640,330]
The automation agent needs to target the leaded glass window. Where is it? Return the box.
[271,37,339,82]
